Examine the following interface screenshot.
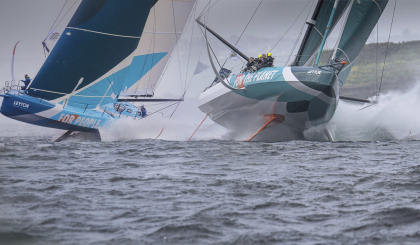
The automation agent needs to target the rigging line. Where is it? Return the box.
[182,2,198,96]
[198,19,222,69]
[198,0,222,19]
[286,2,311,66]
[235,0,264,46]
[198,0,212,18]
[379,0,397,94]
[169,101,182,118]
[145,101,179,117]
[167,4,201,119]
[198,0,211,18]
[376,22,379,92]
[152,1,198,94]
[165,3,200,117]
[221,0,264,67]
[331,0,352,61]
[146,6,157,92]
[135,16,156,93]
[66,27,141,38]
[183,34,206,97]
[52,0,80,32]
[171,0,184,95]
[45,0,69,39]
[270,0,311,53]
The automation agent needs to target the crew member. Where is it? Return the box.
[257,54,267,69]
[21,74,31,90]
[140,105,147,117]
[266,53,274,67]
[255,54,263,70]
[243,57,256,73]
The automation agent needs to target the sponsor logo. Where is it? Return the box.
[58,113,101,129]
[235,74,244,88]
[240,70,280,85]
[13,101,29,109]
[308,70,321,75]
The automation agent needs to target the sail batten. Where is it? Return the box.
[66,27,142,38]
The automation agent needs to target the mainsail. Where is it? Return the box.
[119,0,196,98]
[293,0,350,66]
[334,0,389,85]
[27,0,196,110]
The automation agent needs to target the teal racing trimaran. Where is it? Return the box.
[0,0,197,141]
[196,0,389,141]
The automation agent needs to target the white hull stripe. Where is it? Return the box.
[282,67,333,104]
[34,105,63,118]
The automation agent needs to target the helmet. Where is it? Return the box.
[258,54,262,58]
[267,53,272,57]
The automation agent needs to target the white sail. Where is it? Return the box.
[120,0,197,97]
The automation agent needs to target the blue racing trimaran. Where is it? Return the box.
[0,0,197,141]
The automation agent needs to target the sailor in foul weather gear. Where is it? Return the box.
[255,54,263,70]
[243,57,257,73]
[256,54,268,70]
[140,105,147,117]
[21,74,31,90]
[266,53,274,67]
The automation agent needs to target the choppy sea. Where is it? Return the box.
[1,136,420,245]
[1,86,420,244]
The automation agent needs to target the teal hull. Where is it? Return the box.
[198,66,339,141]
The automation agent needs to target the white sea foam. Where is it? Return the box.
[306,84,420,141]
[101,97,228,142]
[2,84,419,142]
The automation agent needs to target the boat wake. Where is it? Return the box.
[306,84,420,142]
[3,84,418,142]
[101,97,229,141]
[101,83,420,142]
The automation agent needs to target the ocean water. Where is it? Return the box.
[1,137,420,245]
[1,86,420,244]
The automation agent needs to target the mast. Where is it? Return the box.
[293,0,323,66]
[314,0,339,66]
[196,18,249,61]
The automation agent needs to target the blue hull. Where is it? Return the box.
[1,90,143,132]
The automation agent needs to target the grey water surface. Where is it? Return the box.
[1,137,420,244]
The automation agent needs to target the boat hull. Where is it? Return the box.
[0,91,131,132]
[198,66,339,141]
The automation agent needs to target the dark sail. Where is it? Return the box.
[335,0,389,85]
[294,0,350,66]
[28,0,158,101]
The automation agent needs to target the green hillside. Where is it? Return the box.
[320,40,420,98]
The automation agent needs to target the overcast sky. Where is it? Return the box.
[1,0,420,94]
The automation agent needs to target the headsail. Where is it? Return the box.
[335,0,389,85]
[27,0,159,108]
[119,0,197,97]
[293,0,350,66]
